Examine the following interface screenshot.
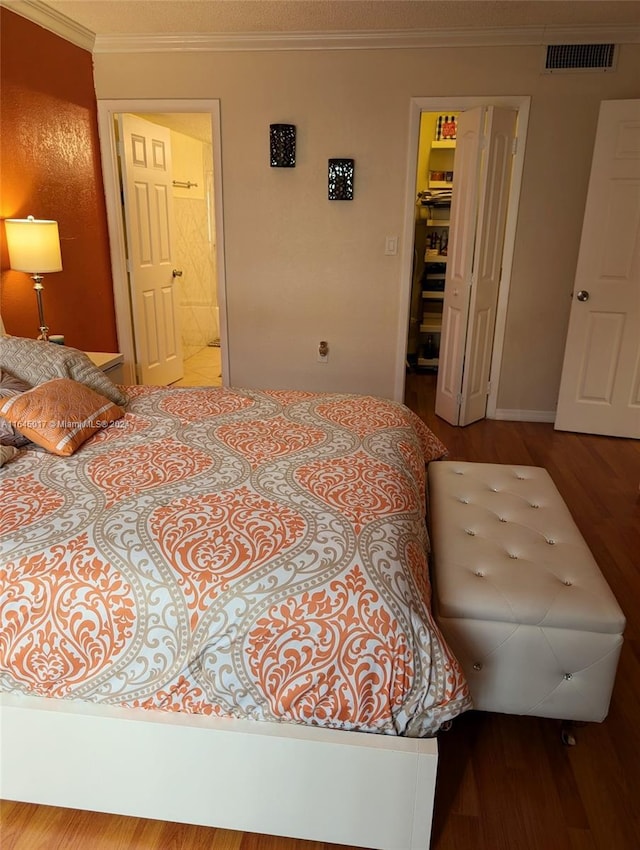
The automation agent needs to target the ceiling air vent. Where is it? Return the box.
[544,43,617,73]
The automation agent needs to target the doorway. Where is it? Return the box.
[97,99,228,387]
[137,112,220,387]
[395,96,530,418]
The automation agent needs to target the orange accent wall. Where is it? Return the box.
[0,8,118,351]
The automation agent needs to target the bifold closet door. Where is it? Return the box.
[435,106,517,426]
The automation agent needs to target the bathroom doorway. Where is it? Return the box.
[97,99,228,387]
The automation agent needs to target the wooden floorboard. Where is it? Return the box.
[2,372,639,849]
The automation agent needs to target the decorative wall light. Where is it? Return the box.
[328,159,354,201]
[270,124,296,167]
[4,215,63,341]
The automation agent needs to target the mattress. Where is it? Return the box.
[0,384,471,736]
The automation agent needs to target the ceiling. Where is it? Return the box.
[22,0,640,36]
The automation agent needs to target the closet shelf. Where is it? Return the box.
[420,320,443,334]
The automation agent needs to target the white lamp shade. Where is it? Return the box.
[5,217,63,273]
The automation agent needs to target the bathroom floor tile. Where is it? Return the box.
[171,346,222,388]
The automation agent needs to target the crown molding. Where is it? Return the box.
[1,1,638,55]
[92,24,640,54]
[1,0,94,51]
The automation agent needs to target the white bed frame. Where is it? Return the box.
[0,693,438,849]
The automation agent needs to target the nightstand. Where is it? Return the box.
[86,352,125,385]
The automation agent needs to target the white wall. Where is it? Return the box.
[93,42,640,408]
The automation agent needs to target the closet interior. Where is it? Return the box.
[407,112,458,373]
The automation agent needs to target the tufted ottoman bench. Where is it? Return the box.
[427,462,625,725]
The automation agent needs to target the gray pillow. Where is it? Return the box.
[0,445,18,467]
[0,368,31,395]
[0,336,128,407]
[0,368,32,447]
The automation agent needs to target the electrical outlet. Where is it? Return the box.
[384,236,398,256]
[317,340,329,363]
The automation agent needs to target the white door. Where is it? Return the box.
[435,106,517,426]
[555,99,640,438]
[119,114,183,385]
[435,107,484,425]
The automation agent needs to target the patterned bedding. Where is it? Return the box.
[0,385,471,736]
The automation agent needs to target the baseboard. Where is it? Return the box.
[492,409,556,423]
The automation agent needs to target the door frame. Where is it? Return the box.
[97,98,228,386]
[394,95,530,415]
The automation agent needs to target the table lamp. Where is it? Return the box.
[5,215,63,341]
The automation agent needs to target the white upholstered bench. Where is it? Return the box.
[427,462,625,726]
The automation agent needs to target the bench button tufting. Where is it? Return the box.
[499,517,508,522]
[564,673,573,680]
[466,529,476,535]
[547,539,556,545]
[475,570,484,577]
[473,663,483,671]
[563,580,573,586]
[509,553,518,559]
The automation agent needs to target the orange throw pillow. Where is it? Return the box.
[0,378,124,456]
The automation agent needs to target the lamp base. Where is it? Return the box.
[32,275,49,341]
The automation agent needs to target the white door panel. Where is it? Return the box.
[439,304,465,398]
[555,99,640,437]
[162,285,179,359]
[580,313,625,402]
[142,291,160,367]
[466,306,492,398]
[436,106,517,426]
[435,108,484,424]
[120,114,183,385]
[460,107,517,426]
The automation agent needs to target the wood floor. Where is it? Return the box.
[2,373,639,850]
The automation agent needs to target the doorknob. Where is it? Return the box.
[576,290,589,302]
[172,269,183,278]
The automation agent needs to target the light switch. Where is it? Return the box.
[385,236,398,256]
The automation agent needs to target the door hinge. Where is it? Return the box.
[487,380,492,395]
[456,392,463,407]
[512,136,518,156]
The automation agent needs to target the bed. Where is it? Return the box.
[0,337,471,849]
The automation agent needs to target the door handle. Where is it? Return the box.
[172,269,183,278]
[576,290,589,302]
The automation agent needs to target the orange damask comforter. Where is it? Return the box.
[0,386,470,736]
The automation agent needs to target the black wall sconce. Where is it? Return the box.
[328,158,354,200]
[270,124,296,167]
